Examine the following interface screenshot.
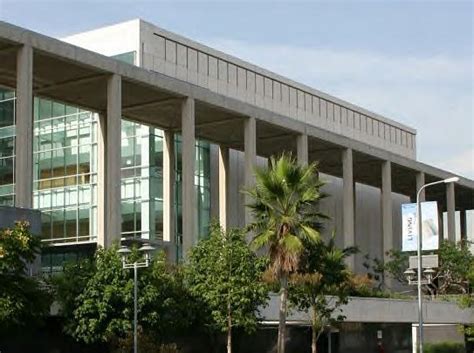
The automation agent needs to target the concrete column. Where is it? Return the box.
[381,161,393,268]
[244,117,256,225]
[416,172,426,202]
[15,45,33,208]
[342,148,355,269]
[163,130,176,262]
[446,182,456,242]
[97,74,122,248]
[181,97,196,256]
[460,210,467,241]
[296,133,308,166]
[218,145,230,229]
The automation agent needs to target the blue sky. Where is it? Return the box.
[1,0,473,178]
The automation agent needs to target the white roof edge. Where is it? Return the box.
[60,18,141,41]
[138,18,417,135]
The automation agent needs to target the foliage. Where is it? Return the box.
[246,153,326,353]
[424,342,465,353]
[0,221,51,330]
[384,240,474,295]
[110,328,181,353]
[289,235,356,353]
[362,254,385,290]
[185,223,269,353]
[53,246,196,346]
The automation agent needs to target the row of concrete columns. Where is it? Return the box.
[13,45,461,264]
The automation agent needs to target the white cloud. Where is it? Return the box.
[202,38,474,178]
[433,148,474,179]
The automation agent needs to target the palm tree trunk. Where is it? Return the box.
[227,301,232,353]
[312,307,320,353]
[277,274,288,353]
[312,327,317,353]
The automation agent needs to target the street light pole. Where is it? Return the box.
[118,243,155,353]
[134,262,138,353]
[415,176,458,353]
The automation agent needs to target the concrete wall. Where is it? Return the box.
[0,206,42,275]
[138,19,416,159]
[0,206,41,234]
[62,19,141,64]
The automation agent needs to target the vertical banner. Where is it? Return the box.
[401,201,439,251]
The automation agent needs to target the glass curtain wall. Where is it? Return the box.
[121,120,164,241]
[33,98,98,244]
[0,90,211,255]
[0,88,15,206]
[174,136,211,258]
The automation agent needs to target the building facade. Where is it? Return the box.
[0,18,473,275]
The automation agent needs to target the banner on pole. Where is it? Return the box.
[401,201,439,251]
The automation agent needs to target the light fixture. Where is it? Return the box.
[404,268,416,283]
[443,177,459,183]
[424,267,436,283]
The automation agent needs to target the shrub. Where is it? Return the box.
[424,342,465,353]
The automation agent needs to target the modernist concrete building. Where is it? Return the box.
[0,19,473,350]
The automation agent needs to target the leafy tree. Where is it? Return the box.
[0,221,51,331]
[384,240,474,295]
[185,223,269,353]
[54,246,196,349]
[246,153,326,353]
[289,236,356,353]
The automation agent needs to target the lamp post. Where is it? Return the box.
[412,176,458,353]
[118,243,155,353]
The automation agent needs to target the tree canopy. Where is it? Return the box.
[246,153,327,353]
[185,223,269,353]
[0,221,51,331]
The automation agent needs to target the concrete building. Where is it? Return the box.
[0,18,472,351]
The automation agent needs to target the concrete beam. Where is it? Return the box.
[181,97,196,257]
[296,133,308,166]
[195,116,242,129]
[14,45,33,208]
[34,74,105,94]
[342,148,355,269]
[97,74,122,248]
[163,130,176,262]
[446,182,456,242]
[218,145,230,229]
[244,116,257,225]
[122,97,179,112]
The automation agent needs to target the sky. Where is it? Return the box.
[1,0,473,178]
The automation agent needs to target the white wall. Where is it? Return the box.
[61,19,141,63]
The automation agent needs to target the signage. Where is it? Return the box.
[401,201,439,251]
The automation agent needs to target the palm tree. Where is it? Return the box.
[246,153,326,353]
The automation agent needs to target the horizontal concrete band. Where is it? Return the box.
[260,295,474,325]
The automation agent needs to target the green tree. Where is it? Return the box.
[246,153,326,353]
[54,246,196,349]
[185,223,269,353]
[289,236,356,353]
[384,240,474,295]
[0,221,51,331]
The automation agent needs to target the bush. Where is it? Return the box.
[424,342,465,353]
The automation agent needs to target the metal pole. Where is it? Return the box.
[415,179,451,353]
[134,262,138,353]
[416,196,423,353]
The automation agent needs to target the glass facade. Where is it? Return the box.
[0,88,15,206]
[33,98,98,244]
[0,51,211,270]
[121,120,164,241]
[0,90,211,251]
